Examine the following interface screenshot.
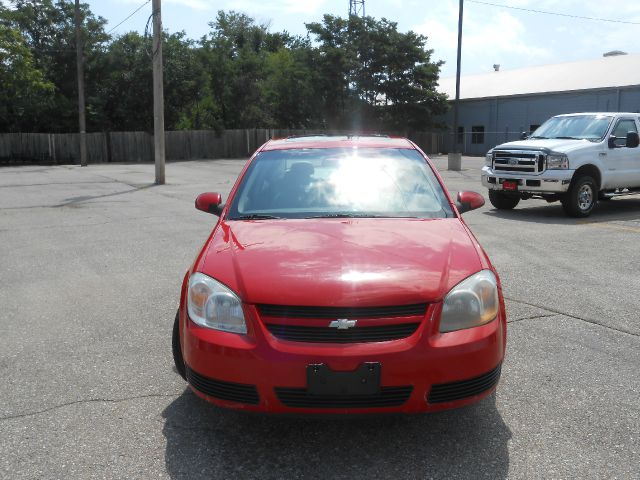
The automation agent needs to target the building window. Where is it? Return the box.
[471,126,485,144]
[457,126,464,144]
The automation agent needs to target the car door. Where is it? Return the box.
[605,118,640,188]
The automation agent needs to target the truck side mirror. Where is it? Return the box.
[626,131,640,148]
[520,131,528,140]
[608,135,617,149]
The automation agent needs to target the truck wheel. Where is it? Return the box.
[488,190,520,210]
[561,175,597,217]
[172,310,186,380]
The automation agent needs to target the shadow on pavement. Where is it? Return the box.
[162,389,511,479]
[483,196,640,225]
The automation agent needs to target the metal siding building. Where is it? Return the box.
[437,54,640,155]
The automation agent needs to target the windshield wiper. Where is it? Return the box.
[552,136,580,140]
[232,214,282,220]
[529,136,548,139]
[309,213,388,218]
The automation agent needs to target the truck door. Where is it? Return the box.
[606,118,640,188]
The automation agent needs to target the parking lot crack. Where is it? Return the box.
[505,296,640,338]
[0,392,181,422]
[507,314,556,324]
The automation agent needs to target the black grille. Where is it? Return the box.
[495,166,535,173]
[266,323,419,343]
[186,366,259,405]
[427,364,501,404]
[275,386,413,408]
[495,152,537,159]
[258,303,427,319]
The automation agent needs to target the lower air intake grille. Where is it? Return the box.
[258,303,427,319]
[427,364,501,404]
[186,366,259,405]
[266,323,419,343]
[275,386,413,408]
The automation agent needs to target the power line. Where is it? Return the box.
[468,0,640,26]
[106,0,151,35]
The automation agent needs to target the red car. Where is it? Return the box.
[172,136,506,414]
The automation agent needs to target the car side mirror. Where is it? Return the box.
[195,192,223,216]
[456,191,485,214]
[626,131,640,148]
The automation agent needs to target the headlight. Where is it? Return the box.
[546,153,569,169]
[187,272,247,334]
[440,270,499,332]
[485,151,493,166]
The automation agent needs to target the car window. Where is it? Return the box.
[612,119,638,147]
[228,148,453,219]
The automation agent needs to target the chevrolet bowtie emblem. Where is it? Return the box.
[329,319,357,329]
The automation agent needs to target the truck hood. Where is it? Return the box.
[198,218,483,306]
[493,138,598,154]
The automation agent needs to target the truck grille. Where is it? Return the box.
[493,150,545,174]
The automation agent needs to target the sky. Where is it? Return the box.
[86,0,640,78]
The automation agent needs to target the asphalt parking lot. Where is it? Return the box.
[1,155,638,479]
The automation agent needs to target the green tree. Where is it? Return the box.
[261,40,320,128]
[0,19,54,130]
[306,14,448,131]
[2,0,110,132]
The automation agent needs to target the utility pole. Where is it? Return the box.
[448,0,463,171]
[74,0,87,167]
[152,0,165,184]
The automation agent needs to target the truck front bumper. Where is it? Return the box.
[481,166,574,194]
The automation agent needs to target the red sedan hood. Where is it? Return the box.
[200,218,483,306]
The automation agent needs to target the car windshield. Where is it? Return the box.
[531,115,613,141]
[227,147,453,219]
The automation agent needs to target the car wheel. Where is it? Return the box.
[488,190,520,210]
[561,175,597,217]
[172,310,186,380]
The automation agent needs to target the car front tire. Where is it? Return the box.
[172,310,186,380]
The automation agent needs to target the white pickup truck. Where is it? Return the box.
[481,112,640,217]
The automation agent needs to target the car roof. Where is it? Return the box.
[261,135,416,151]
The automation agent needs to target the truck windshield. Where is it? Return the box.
[531,115,613,141]
[227,148,453,220]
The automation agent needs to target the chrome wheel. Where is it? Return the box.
[562,175,597,218]
[578,184,594,211]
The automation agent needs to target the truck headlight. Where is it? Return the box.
[440,270,499,332]
[187,272,247,334]
[546,153,569,169]
[485,151,493,166]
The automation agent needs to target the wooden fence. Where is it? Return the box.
[0,129,446,164]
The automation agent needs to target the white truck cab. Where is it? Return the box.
[481,112,640,217]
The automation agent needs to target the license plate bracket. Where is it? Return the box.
[502,180,518,191]
[306,362,381,396]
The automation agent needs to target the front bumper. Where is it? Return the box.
[481,166,574,194]
[179,303,506,414]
